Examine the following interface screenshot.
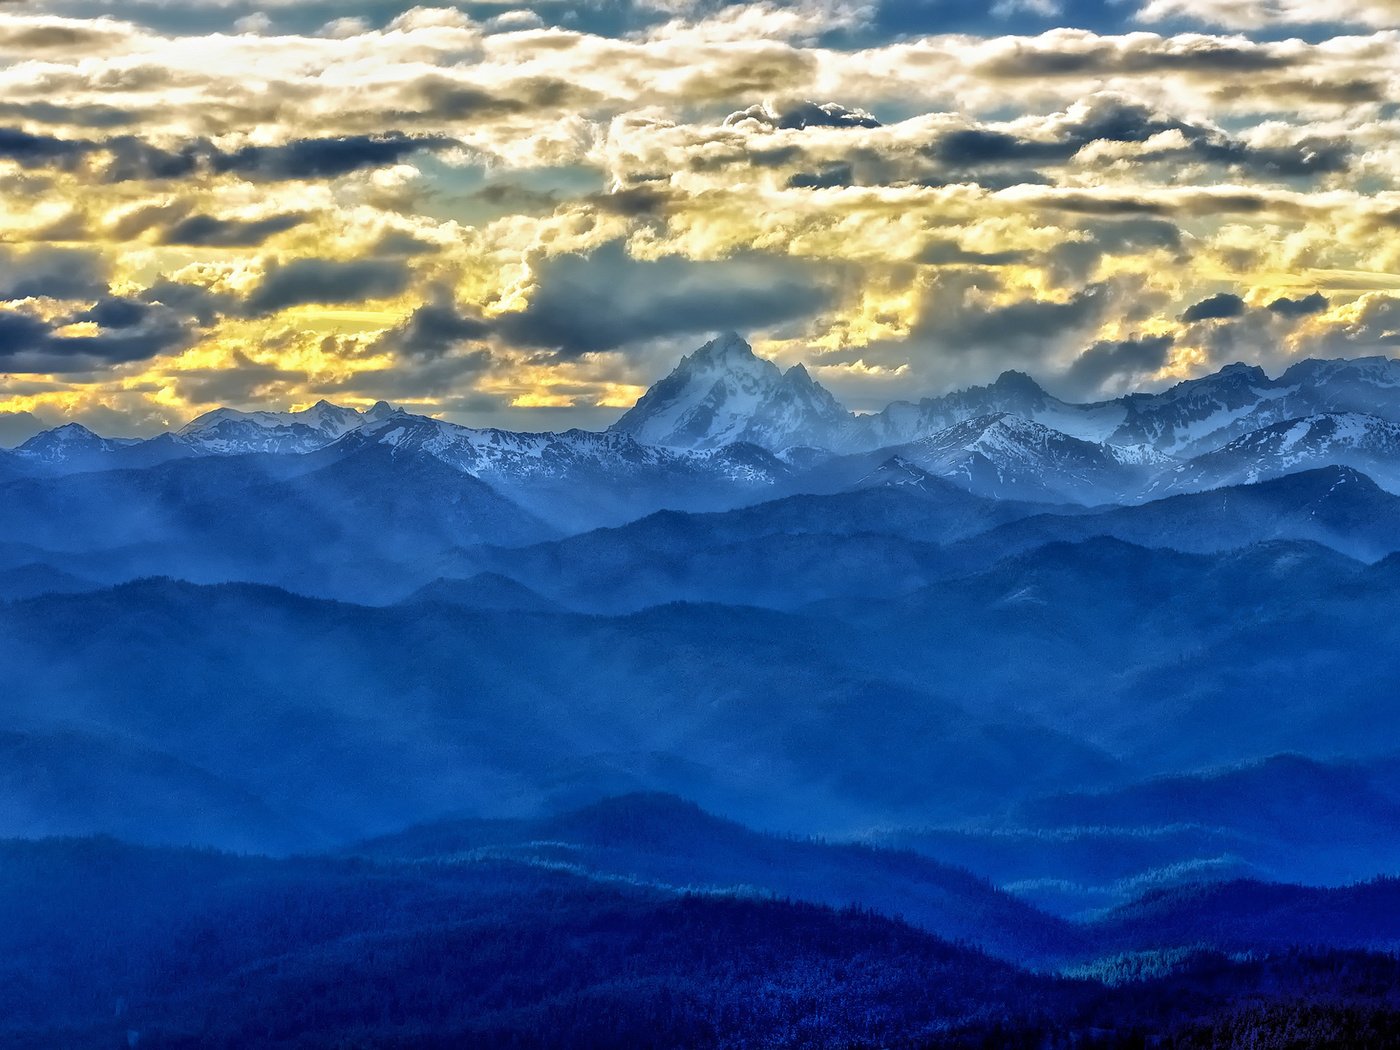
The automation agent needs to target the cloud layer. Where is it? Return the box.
[0,2,1398,432]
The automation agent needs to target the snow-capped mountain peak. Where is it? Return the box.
[176,399,402,455]
[15,423,137,464]
[895,413,1160,504]
[25,422,102,446]
[364,400,404,424]
[1148,411,1400,497]
[688,330,761,368]
[609,332,851,451]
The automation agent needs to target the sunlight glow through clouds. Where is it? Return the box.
[0,2,1398,433]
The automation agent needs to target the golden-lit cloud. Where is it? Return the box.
[1,4,1399,433]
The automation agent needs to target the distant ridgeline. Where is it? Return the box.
[5,335,1400,1045]
[10,335,1400,520]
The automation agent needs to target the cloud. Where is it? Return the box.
[786,165,855,189]
[0,301,194,373]
[1267,291,1328,317]
[74,296,149,328]
[140,277,237,326]
[373,295,492,359]
[914,239,1027,266]
[494,240,843,356]
[723,100,881,131]
[1300,294,1400,355]
[0,126,88,168]
[0,246,110,300]
[924,95,1350,179]
[1182,291,1247,322]
[0,409,47,447]
[972,30,1293,78]
[1060,332,1174,396]
[170,349,308,409]
[929,283,1110,348]
[0,127,458,183]
[244,258,412,313]
[210,132,458,179]
[1136,0,1400,29]
[2,5,1400,427]
[157,211,310,247]
[842,275,1121,393]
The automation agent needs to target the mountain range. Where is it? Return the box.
[6,332,1400,1044]
[10,334,1400,517]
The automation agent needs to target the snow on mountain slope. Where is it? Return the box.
[1104,364,1289,455]
[16,339,1400,514]
[14,423,140,464]
[898,414,1163,504]
[1105,357,1400,456]
[609,332,850,451]
[1148,413,1400,497]
[850,456,948,494]
[343,414,785,486]
[177,399,401,455]
[849,356,1400,458]
[331,413,795,530]
[850,372,1129,451]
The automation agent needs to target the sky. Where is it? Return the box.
[2,0,1400,434]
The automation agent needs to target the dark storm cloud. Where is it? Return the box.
[1060,333,1175,397]
[0,311,52,348]
[172,349,308,408]
[724,100,881,131]
[584,185,675,218]
[0,251,230,371]
[74,296,149,329]
[374,296,493,360]
[140,277,237,326]
[0,100,145,129]
[1041,216,1187,283]
[0,23,116,49]
[211,133,457,180]
[409,75,594,121]
[1080,217,1185,253]
[1267,291,1328,316]
[1182,292,1247,322]
[914,239,1027,266]
[677,48,818,102]
[100,136,206,181]
[327,351,498,399]
[0,246,110,300]
[930,284,1109,347]
[0,302,194,373]
[974,37,1293,80]
[1043,188,1281,219]
[0,128,458,183]
[0,126,88,168]
[244,258,412,314]
[929,127,1062,167]
[1302,295,1400,355]
[727,96,1346,199]
[1044,193,1173,217]
[923,97,1350,178]
[495,240,842,357]
[786,166,855,189]
[158,212,310,247]
[837,271,1138,396]
[371,229,441,256]
[1233,77,1386,106]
